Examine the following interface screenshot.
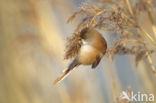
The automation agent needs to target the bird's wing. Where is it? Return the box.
[91,55,101,69]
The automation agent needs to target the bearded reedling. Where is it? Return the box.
[53,27,107,84]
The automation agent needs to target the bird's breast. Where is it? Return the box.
[78,44,100,65]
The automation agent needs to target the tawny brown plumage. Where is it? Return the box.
[53,27,107,84]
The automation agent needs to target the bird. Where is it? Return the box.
[53,27,107,84]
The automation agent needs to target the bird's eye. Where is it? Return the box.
[80,33,86,39]
[80,27,88,39]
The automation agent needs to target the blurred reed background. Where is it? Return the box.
[0,0,156,103]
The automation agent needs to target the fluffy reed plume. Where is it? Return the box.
[66,0,156,77]
[64,33,81,60]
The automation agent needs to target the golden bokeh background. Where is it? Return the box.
[0,0,156,103]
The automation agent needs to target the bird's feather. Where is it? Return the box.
[92,55,101,68]
[53,58,80,85]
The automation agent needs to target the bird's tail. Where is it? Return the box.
[53,58,80,85]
